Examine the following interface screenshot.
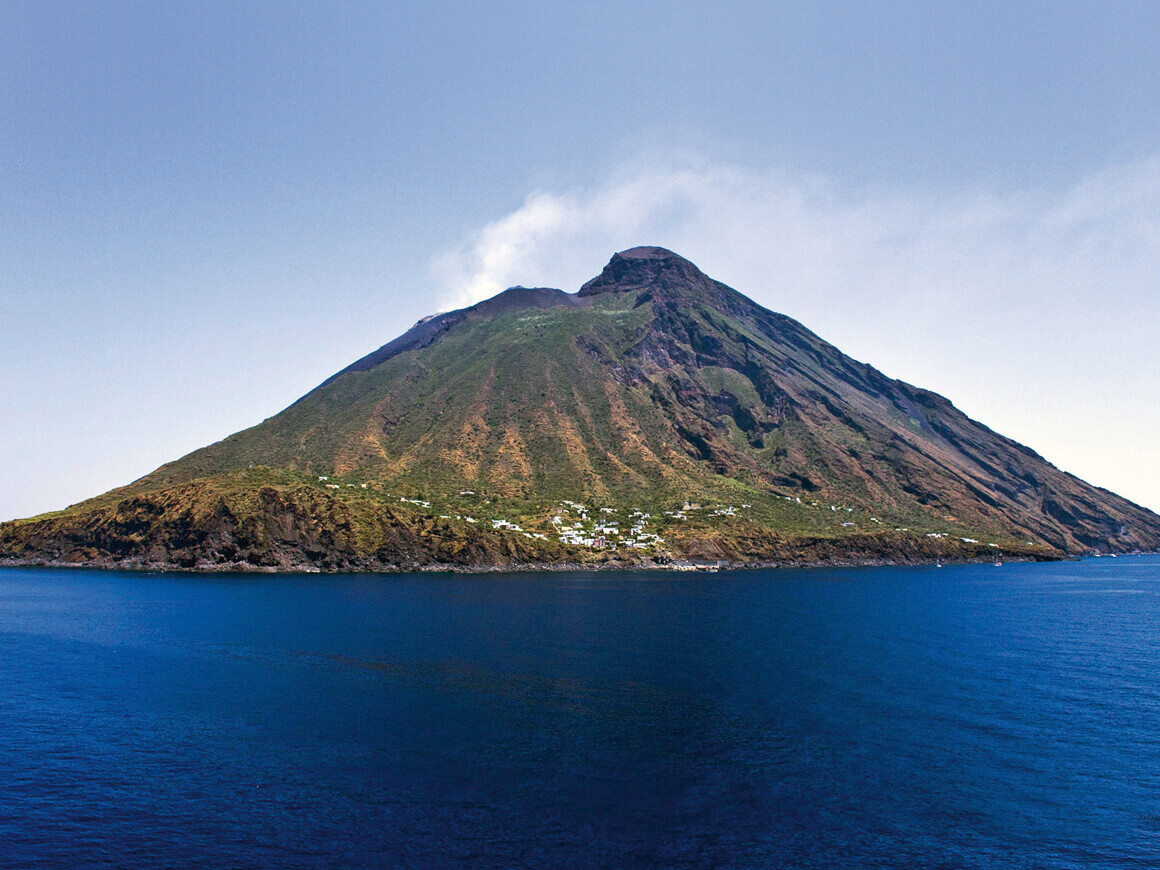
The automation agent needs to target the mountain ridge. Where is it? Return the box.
[311,284,587,395]
[4,247,1158,571]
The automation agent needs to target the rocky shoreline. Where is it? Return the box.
[0,479,1132,576]
[1,550,1077,575]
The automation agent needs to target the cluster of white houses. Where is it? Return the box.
[550,503,666,550]
[664,501,749,521]
[319,477,1005,553]
[492,518,549,541]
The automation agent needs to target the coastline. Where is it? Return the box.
[0,551,1083,575]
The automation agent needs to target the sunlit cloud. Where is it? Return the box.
[434,154,1160,333]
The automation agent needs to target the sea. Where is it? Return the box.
[2,557,1159,869]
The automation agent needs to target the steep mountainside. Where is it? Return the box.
[4,247,1158,571]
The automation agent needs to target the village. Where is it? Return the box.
[549,501,666,551]
[309,473,1008,556]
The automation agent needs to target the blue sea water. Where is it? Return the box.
[2,558,1159,868]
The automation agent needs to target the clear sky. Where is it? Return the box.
[3,1,1160,520]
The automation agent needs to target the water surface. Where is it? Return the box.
[2,557,1159,868]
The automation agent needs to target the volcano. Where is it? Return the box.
[4,246,1158,571]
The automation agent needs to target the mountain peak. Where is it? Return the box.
[578,246,708,297]
[617,245,682,260]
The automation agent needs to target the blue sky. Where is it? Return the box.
[3,1,1160,519]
